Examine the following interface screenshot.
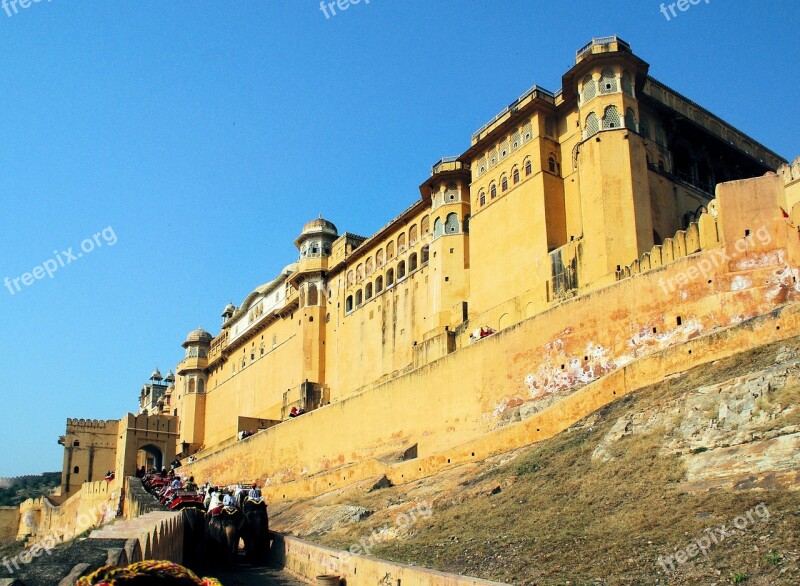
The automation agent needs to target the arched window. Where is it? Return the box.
[73,466,80,474]
[188,379,196,393]
[501,175,508,192]
[365,283,373,300]
[307,284,318,306]
[600,68,617,94]
[640,116,650,139]
[375,276,383,293]
[387,241,395,260]
[464,214,471,234]
[356,263,364,282]
[397,233,406,253]
[421,215,430,236]
[421,245,430,264]
[386,269,395,286]
[346,296,353,312]
[525,159,533,176]
[433,218,443,237]
[479,191,486,206]
[198,379,205,394]
[445,184,459,202]
[490,183,497,199]
[445,213,459,234]
[513,167,520,184]
[355,289,363,306]
[603,106,620,130]
[409,253,418,272]
[658,158,666,172]
[365,257,374,276]
[582,75,596,102]
[621,71,634,96]
[409,225,418,245]
[73,440,80,447]
[347,270,355,286]
[397,261,406,279]
[625,108,637,131]
[376,248,385,267]
[585,112,600,138]
[548,156,557,173]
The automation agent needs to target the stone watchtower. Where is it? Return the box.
[176,328,212,455]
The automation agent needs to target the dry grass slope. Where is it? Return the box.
[272,336,800,585]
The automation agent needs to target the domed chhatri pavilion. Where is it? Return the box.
[52,37,800,504]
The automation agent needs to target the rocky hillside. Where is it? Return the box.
[0,473,60,507]
[270,337,800,585]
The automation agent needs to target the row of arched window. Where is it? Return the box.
[345,247,430,313]
[474,120,535,178]
[583,105,628,139]
[345,210,466,286]
[346,219,431,286]
[476,154,560,207]
[580,68,635,105]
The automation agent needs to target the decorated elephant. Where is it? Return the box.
[205,506,244,565]
[241,496,270,563]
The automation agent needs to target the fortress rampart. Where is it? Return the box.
[179,173,800,498]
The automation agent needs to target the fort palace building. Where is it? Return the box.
[52,37,800,499]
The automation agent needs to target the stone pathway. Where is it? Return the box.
[209,564,308,586]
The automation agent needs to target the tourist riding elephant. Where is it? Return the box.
[241,496,270,563]
[205,506,244,565]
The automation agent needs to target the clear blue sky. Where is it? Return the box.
[0,1,797,476]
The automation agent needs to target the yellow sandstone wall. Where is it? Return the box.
[179,174,799,496]
[0,507,18,541]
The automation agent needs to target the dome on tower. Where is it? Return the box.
[300,217,338,237]
[164,370,175,383]
[183,328,213,347]
[150,368,163,381]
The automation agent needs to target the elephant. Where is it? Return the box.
[241,497,270,564]
[205,506,244,566]
[182,507,206,571]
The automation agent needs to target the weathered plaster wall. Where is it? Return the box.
[177,175,800,500]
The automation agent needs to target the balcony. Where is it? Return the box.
[177,356,208,374]
[471,84,556,144]
[575,36,632,63]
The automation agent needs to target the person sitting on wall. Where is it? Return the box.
[289,407,298,418]
[184,476,198,491]
[104,471,115,481]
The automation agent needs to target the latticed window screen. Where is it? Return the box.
[603,106,621,129]
[511,131,521,151]
[445,213,459,234]
[625,108,637,131]
[433,218,443,237]
[582,75,596,102]
[420,216,430,236]
[600,68,617,94]
[489,147,498,168]
[475,155,486,177]
[499,139,510,160]
[621,71,634,96]
[522,122,533,143]
[584,112,599,138]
